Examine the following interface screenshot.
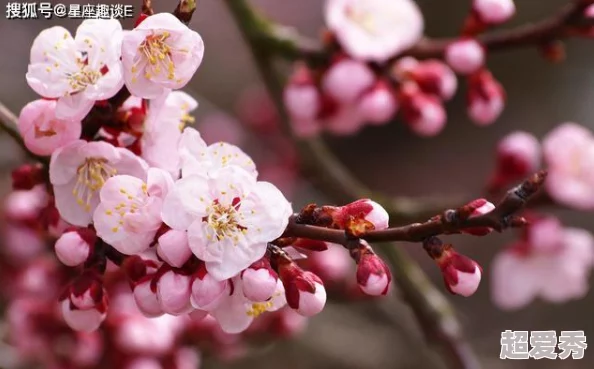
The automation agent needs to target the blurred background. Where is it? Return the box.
[1,0,593,368]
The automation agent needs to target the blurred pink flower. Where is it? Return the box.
[400,83,446,137]
[491,217,594,309]
[357,81,398,125]
[325,0,424,62]
[467,70,505,126]
[322,58,375,104]
[488,131,541,191]
[473,0,516,25]
[542,123,594,210]
[445,39,485,75]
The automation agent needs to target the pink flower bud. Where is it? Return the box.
[473,0,515,25]
[284,65,321,123]
[157,230,192,268]
[325,106,366,136]
[467,70,505,126]
[438,249,482,297]
[401,84,447,137]
[445,39,485,75]
[321,59,375,104]
[356,250,392,296]
[342,199,389,229]
[241,259,278,302]
[489,131,541,190]
[357,81,398,125]
[125,358,163,369]
[54,229,94,267]
[410,60,458,101]
[61,299,107,332]
[133,279,163,317]
[279,263,327,317]
[392,56,420,78]
[461,198,496,236]
[190,265,229,310]
[156,270,192,315]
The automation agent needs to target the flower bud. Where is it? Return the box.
[440,251,482,297]
[321,58,375,104]
[133,279,163,317]
[156,270,192,315]
[338,199,390,234]
[467,70,505,126]
[190,264,229,310]
[284,65,321,123]
[409,60,458,101]
[61,275,108,332]
[279,262,327,317]
[460,198,496,236]
[473,0,515,25]
[157,230,192,268]
[241,258,279,302]
[488,131,541,191]
[11,164,45,190]
[352,242,392,296]
[400,84,446,136]
[445,39,485,75]
[55,228,94,267]
[357,81,398,125]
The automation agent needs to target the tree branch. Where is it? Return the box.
[254,0,594,63]
[223,1,482,368]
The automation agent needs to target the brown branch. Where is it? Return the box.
[260,0,594,63]
[281,171,546,246]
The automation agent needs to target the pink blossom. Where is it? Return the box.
[445,39,485,75]
[18,99,81,156]
[241,258,279,302]
[473,0,516,25]
[491,223,594,310]
[161,166,292,280]
[357,81,398,125]
[210,278,287,334]
[4,184,48,221]
[133,280,164,318]
[400,84,446,136]
[489,131,541,191]
[284,65,321,128]
[460,198,496,236]
[437,248,482,297]
[542,123,594,210]
[93,168,173,255]
[335,199,390,231]
[156,270,192,315]
[409,60,458,101]
[467,70,505,126]
[190,265,230,310]
[122,13,204,99]
[355,246,391,296]
[157,229,192,268]
[49,140,148,226]
[26,20,124,120]
[325,106,366,136]
[279,263,327,317]
[325,0,424,62]
[321,59,375,104]
[54,229,94,267]
[61,277,108,332]
[140,91,198,176]
[178,127,258,179]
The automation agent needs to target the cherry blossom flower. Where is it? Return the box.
[122,13,205,99]
[488,131,541,191]
[18,99,81,156]
[491,217,594,309]
[542,123,594,210]
[321,59,375,104]
[26,20,124,120]
[61,276,108,332]
[445,39,485,75]
[139,91,198,176]
[439,249,482,297]
[354,242,391,296]
[210,278,287,334]
[400,83,447,136]
[357,81,398,125]
[190,264,230,311]
[408,60,458,101]
[278,262,327,317]
[54,228,94,267]
[325,0,424,62]
[467,70,505,126]
[49,140,149,226]
[156,270,193,315]
[156,229,193,268]
[93,168,173,255]
[241,258,279,302]
[284,65,322,136]
[162,166,292,280]
[178,127,258,179]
